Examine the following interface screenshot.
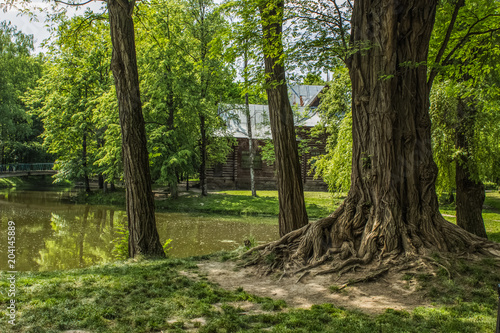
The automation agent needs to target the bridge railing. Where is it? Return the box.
[0,163,55,173]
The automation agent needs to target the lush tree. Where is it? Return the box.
[186,0,238,196]
[11,0,165,257]
[247,0,497,276]
[135,0,236,197]
[221,0,267,197]
[311,67,352,194]
[135,0,201,197]
[427,0,500,237]
[286,0,351,79]
[0,21,46,164]
[27,16,115,192]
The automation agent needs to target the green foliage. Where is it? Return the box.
[112,216,172,259]
[302,73,326,85]
[429,80,500,196]
[311,67,352,194]
[135,0,238,189]
[428,0,500,192]
[0,21,47,164]
[429,82,458,196]
[286,0,351,77]
[26,15,119,184]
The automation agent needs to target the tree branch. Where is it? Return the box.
[428,0,464,89]
[54,0,96,6]
[332,0,348,57]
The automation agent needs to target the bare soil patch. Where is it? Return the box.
[198,260,430,315]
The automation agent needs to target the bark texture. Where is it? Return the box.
[455,98,487,238]
[260,0,308,236]
[246,0,498,274]
[108,0,164,258]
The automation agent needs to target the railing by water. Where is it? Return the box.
[0,163,55,174]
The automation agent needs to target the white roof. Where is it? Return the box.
[219,85,325,139]
[288,85,324,107]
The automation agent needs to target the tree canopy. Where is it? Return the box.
[0,21,46,164]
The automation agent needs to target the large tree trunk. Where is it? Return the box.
[455,98,487,238]
[247,0,496,273]
[259,0,309,237]
[108,0,165,258]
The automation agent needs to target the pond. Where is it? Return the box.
[0,189,278,272]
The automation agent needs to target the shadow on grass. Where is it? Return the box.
[487,232,500,243]
[0,256,497,333]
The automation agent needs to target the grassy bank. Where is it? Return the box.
[76,189,500,234]
[76,190,340,220]
[0,176,71,189]
[0,253,498,332]
[440,191,500,243]
[156,190,340,219]
[0,177,28,189]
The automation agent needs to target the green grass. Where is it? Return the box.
[78,189,341,220]
[0,177,27,188]
[73,189,127,206]
[156,190,341,220]
[440,191,500,243]
[0,255,498,332]
[0,176,71,189]
[81,188,500,233]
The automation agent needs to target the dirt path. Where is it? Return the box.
[198,260,429,315]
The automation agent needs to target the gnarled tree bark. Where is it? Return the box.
[247,0,498,274]
[108,0,164,258]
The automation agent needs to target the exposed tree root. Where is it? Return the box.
[241,193,500,284]
[335,267,390,290]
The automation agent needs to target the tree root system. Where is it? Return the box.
[241,198,500,283]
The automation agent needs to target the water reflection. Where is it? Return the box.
[0,189,278,271]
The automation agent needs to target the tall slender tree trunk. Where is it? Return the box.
[82,131,91,193]
[108,0,164,258]
[246,93,257,197]
[79,205,90,267]
[455,98,487,238]
[98,173,105,190]
[259,0,308,236]
[199,114,208,196]
[244,50,257,197]
[0,144,4,165]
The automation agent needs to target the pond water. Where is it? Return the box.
[0,189,278,272]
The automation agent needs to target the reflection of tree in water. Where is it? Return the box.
[36,207,123,271]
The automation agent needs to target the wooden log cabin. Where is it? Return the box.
[206,85,329,191]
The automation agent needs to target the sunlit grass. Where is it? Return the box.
[0,177,24,188]
[440,191,500,243]
[0,255,498,332]
[153,190,340,219]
